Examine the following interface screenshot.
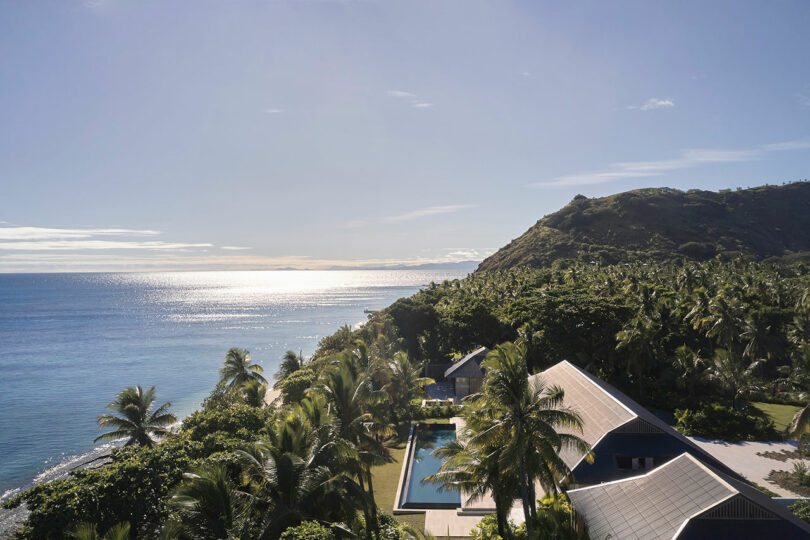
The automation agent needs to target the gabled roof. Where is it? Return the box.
[530,361,738,476]
[444,347,489,379]
[567,452,810,540]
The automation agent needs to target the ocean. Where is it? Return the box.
[0,270,466,499]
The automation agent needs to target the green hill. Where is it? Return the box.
[478,182,810,271]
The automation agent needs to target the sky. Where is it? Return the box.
[1,0,809,272]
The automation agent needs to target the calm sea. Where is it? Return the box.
[0,270,466,497]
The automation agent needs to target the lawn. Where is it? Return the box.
[371,438,425,531]
[752,401,801,432]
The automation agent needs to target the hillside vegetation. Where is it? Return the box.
[478,182,810,271]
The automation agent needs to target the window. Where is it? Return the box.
[615,455,655,471]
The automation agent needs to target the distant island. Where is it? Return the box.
[479,182,810,271]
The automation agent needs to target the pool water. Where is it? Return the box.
[402,424,461,508]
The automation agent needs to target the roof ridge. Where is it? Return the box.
[444,346,489,378]
[557,360,638,419]
[677,452,738,494]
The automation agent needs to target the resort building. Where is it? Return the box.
[568,452,810,539]
[531,360,741,485]
[443,347,489,402]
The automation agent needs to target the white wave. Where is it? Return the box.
[1,487,20,502]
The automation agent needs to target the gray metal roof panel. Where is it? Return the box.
[569,452,810,539]
[533,361,744,476]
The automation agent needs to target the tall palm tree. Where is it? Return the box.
[170,465,251,539]
[471,342,591,539]
[788,401,810,455]
[671,345,705,396]
[95,385,176,447]
[385,351,434,424]
[706,349,764,410]
[237,412,365,539]
[426,415,519,538]
[315,355,393,540]
[274,350,306,388]
[242,380,268,408]
[68,523,130,540]
[220,348,266,389]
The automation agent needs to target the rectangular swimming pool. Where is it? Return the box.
[399,423,461,509]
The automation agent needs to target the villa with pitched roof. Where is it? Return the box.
[568,452,810,539]
[531,360,741,486]
[444,346,489,402]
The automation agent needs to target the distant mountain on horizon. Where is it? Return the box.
[327,260,481,272]
[478,182,810,271]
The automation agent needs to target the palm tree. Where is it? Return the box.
[706,349,764,410]
[471,342,591,539]
[534,494,584,540]
[237,412,365,539]
[426,416,518,538]
[788,402,810,455]
[95,385,176,447]
[220,348,266,389]
[315,355,393,540]
[171,465,251,539]
[68,523,130,540]
[705,294,743,352]
[385,351,434,424]
[671,345,705,396]
[242,380,268,408]
[274,350,306,388]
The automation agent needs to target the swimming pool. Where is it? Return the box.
[398,423,461,509]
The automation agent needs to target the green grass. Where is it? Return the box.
[752,402,801,432]
[371,439,425,531]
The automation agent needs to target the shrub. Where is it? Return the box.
[417,404,463,419]
[280,521,335,540]
[279,367,317,404]
[789,499,810,524]
[182,402,271,442]
[674,403,778,442]
[3,436,210,538]
[793,461,810,487]
[471,514,526,540]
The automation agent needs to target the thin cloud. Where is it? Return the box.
[220,246,252,251]
[0,225,210,252]
[0,241,212,251]
[384,204,477,222]
[0,226,160,241]
[386,89,434,109]
[532,138,810,187]
[265,108,285,114]
[628,98,675,111]
[386,90,415,98]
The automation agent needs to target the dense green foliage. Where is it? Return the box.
[4,435,223,538]
[279,521,335,540]
[479,182,810,270]
[674,403,778,442]
[350,260,810,427]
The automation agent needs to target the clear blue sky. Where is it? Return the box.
[1,0,809,271]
